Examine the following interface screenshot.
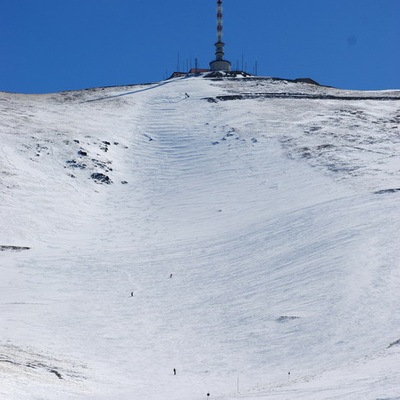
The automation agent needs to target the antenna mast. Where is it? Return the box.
[216,0,224,61]
[210,0,231,71]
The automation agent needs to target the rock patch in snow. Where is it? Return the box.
[388,339,400,348]
[276,316,300,323]
[90,172,112,184]
[0,245,30,252]
[374,188,400,195]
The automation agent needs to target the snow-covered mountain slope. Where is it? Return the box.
[1,75,400,400]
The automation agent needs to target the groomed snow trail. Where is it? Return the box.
[1,76,400,400]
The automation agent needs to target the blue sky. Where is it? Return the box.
[1,0,399,93]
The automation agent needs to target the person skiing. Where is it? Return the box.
[173,368,176,375]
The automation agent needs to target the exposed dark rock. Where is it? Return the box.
[293,78,320,85]
[78,150,88,156]
[49,369,63,379]
[388,339,400,348]
[276,316,300,323]
[91,173,112,184]
[317,144,335,150]
[91,158,112,172]
[205,93,400,102]
[66,160,86,169]
[0,245,30,252]
[99,141,110,152]
[204,71,252,79]
[217,95,244,101]
[374,188,400,195]
[0,358,18,365]
[300,147,313,159]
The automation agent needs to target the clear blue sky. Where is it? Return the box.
[1,0,399,93]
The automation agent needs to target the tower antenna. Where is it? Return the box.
[209,0,231,71]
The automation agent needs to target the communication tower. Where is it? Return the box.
[209,0,231,71]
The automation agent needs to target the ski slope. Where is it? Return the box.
[1,75,400,399]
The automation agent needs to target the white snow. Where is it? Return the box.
[1,75,400,399]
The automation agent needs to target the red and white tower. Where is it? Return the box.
[210,0,231,71]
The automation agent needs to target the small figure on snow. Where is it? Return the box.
[185,93,190,98]
[207,393,210,398]
[173,368,177,375]
[170,274,173,279]
[131,291,134,297]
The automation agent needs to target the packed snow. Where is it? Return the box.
[1,75,400,399]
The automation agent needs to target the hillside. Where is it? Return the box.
[1,75,400,400]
